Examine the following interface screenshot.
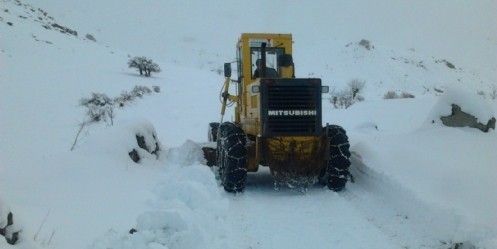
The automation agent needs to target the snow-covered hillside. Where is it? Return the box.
[1,0,496,248]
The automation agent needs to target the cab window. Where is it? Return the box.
[251,47,284,79]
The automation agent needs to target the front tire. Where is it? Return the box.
[322,125,351,191]
[217,122,247,193]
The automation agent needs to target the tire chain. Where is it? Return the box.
[217,123,248,192]
[326,125,352,191]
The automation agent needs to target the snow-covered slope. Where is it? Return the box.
[1,0,496,248]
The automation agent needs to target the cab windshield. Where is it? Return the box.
[251,47,285,79]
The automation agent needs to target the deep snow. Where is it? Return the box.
[1,0,497,248]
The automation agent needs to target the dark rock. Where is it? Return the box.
[85,34,96,42]
[1,212,20,245]
[128,134,160,163]
[136,135,147,151]
[440,104,496,132]
[445,61,455,69]
[136,135,160,155]
[128,149,140,163]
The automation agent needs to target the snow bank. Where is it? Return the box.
[352,96,497,247]
[91,141,228,249]
[165,140,206,166]
[1,118,169,249]
[77,118,162,163]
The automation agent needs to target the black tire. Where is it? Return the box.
[208,122,220,142]
[322,125,351,191]
[216,122,247,193]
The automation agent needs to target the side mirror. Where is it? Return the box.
[321,86,329,93]
[224,63,231,78]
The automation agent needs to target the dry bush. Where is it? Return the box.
[383,91,398,99]
[384,91,415,99]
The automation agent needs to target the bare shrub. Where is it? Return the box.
[384,91,398,99]
[70,121,88,151]
[384,91,415,99]
[72,93,116,151]
[359,39,373,50]
[79,93,114,123]
[131,85,152,98]
[348,79,365,99]
[336,89,354,109]
[114,91,135,108]
[329,79,366,109]
[400,92,415,98]
[71,85,156,150]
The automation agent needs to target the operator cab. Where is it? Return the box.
[236,36,295,81]
[250,47,285,79]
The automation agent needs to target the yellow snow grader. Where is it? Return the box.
[205,33,351,192]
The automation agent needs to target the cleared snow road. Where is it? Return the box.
[223,167,403,249]
[220,154,460,249]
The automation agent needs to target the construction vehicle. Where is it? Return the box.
[205,33,351,192]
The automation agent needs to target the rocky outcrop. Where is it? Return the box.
[440,104,496,132]
[51,23,77,36]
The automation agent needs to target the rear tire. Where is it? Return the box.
[217,122,247,193]
[322,125,351,191]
